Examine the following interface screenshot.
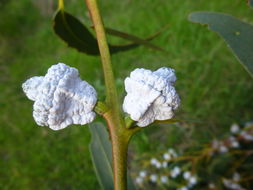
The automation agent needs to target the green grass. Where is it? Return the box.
[1,0,253,189]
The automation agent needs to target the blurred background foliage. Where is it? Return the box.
[0,0,253,189]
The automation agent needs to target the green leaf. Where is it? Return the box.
[89,123,114,190]
[249,0,253,8]
[104,27,168,53]
[189,11,253,77]
[207,154,235,176]
[53,9,167,55]
[89,123,136,190]
[54,10,99,55]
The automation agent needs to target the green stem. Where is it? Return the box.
[58,0,64,9]
[103,112,141,190]
[85,0,128,189]
[85,0,117,107]
[104,112,130,190]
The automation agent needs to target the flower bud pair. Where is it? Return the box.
[22,63,180,130]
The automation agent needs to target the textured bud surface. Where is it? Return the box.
[22,63,97,130]
[123,67,180,127]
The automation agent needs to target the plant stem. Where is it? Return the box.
[104,111,131,190]
[58,0,64,9]
[85,0,117,107]
[85,0,128,189]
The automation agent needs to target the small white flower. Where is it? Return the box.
[219,145,228,153]
[240,131,253,141]
[22,63,97,130]
[230,183,244,190]
[150,174,158,182]
[168,148,178,157]
[171,166,181,178]
[150,158,158,166]
[160,176,168,184]
[172,152,178,158]
[135,177,143,184]
[163,153,171,161]
[162,161,168,168]
[177,186,188,190]
[189,176,197,185]
[155,161,162,169]
[230,123,240,134]
[123,67,180,127]
[228,136,240,148]
[183,171,191,180]
[231,141,240,148]
[223,179,245,190]
[139,170,147,178]
[222,179,231,188]
[174,166,181,173]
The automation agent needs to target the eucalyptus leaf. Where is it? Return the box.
[54,10,99,55]
[104,27,168,53]
[89,123,136,190]
[53,10,167,55]
[249,0,253,8]
[89,123,114,190]
[189,11,253,77]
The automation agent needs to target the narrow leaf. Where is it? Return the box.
[154,118,179,124]
[53,9,167,55]
[89,123,136,190]
[104,26,168,53]
[189,11,253,77]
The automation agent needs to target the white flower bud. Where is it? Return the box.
[230,183,243,190]
[177,186,188,190]
[219,145,228,153]
[230,123,240,134]
[163,153,171,161]
[150,174,158,182]
[135,177,143,184]
[22,63,97,130]
[222,179,232,188]
[231,140,240,148]
[162,161,168,168]
[123,67,180,127]
[168,148,178,157]
[189,176,197,185]
[155,161,162,169]
[150,158,158,166]
[240,131,253,141]
[139,170,147,178]
[223,179,245,190]
[183,171,191,180]
[171,166,181,178]
[160,176,168,184]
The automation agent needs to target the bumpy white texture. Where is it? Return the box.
[123,67,180,127]
[22,63,97,130]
